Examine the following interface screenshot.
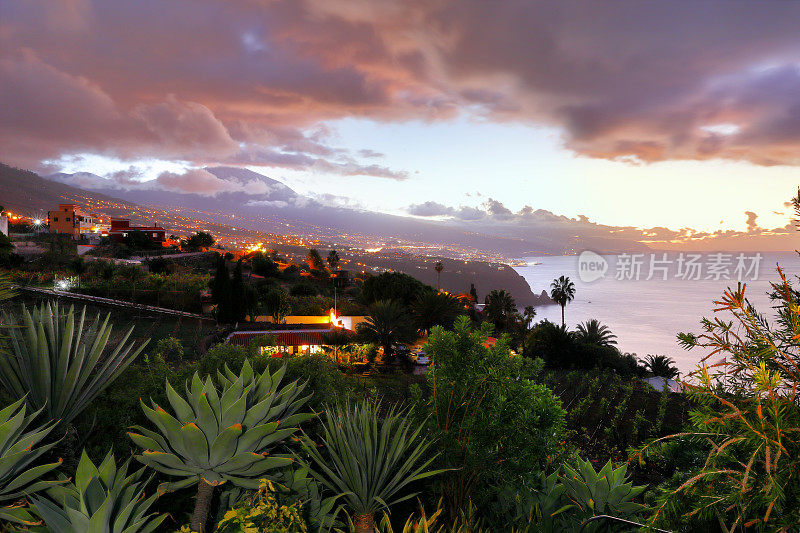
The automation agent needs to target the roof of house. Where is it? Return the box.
[226,328,336,347]
[108,226,165,233]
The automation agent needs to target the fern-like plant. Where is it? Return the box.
[636,269,800,530]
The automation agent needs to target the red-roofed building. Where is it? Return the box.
[108,218,166,245]
[227,329,332,349]
[225,323,355,356]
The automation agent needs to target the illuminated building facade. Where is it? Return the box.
[47,204,100,237]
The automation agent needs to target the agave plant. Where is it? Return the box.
[0,398,63,526]
[495,471,572,533]
[299,400,443,533]
[129,360,314,533]
[31,451,165,533]
[0,302,147,428]
[560,457,645,523]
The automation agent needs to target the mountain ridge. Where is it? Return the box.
[42,166,650,256]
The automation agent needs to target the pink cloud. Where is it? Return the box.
[3,0,800,171]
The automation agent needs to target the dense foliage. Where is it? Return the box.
[7,233,800,532]
[361,272,432,307]
[416,317,566,514]
[638,271,800,531]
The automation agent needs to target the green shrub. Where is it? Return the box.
[290,282,318,297]
[197,343,247,376]
[526,320,643,375]
[156,336,185,363]
[214,473,346,533]
[255,353,355,411]
[79,352,176,458]
[417,317,566,516]
[638,269,800,530]
[361,272,431,307]
[216,480,307,532]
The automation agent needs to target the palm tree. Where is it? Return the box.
[299,400,443,533]
[357,300,414,360]
[643,354,679,379]
[550,275,576,327]
[575,319,617,346]
[518,305,538,352]
[411,291,463,335]
[484,289,517,332]
[434,261,443,289]
[327,249,340,271]
[522,305,537,327]
[322,328,355,364]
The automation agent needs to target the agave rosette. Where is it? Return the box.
[0,302,147,428]
[130,361,314,490]
[0,398,64,526]
[32,451,166,533]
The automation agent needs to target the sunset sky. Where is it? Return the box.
[2,0,800,235]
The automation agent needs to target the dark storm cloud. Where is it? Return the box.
[3,0,800,175]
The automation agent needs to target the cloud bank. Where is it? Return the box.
[407,198,796,251]
[3,0,800,177]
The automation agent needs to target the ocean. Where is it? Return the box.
[514,252,800,375]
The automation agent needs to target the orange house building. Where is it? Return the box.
[47,204,98,237]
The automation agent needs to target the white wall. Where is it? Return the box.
[0,216,7,236]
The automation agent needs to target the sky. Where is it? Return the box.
[2,0,800,238]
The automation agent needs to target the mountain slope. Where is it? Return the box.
[1,163,135,214]
[43,167,649,255]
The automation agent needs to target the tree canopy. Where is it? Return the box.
[361,271,432,308]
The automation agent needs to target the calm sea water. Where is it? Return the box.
[514,252,800,374]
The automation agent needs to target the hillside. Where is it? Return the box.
[46,166,650,256]
[0,163,135,215]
